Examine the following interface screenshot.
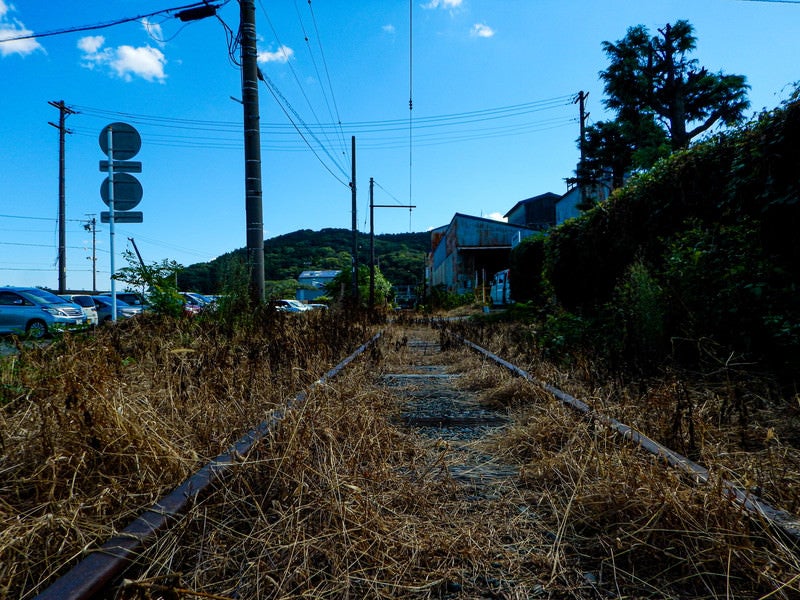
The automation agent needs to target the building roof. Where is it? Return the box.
[503,192,561,219]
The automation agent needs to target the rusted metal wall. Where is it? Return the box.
[429,214,536,293]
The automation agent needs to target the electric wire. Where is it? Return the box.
[72,96,572,129]
[373,179,404,205]
[258,70,351,186]
[306,0,350,164]
[257,0,348,176]
[69,95,574,141]
[0,213,86,223]
[0,1,231,44]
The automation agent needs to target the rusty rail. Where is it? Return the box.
[34,333,382,600]
[459,336,800,546]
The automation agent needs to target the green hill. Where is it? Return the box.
[178,228,430,294]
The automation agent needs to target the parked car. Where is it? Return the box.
[101,291,147,308]
[91,295,143,323]
[59,294,99,326]
[180,292,211,315]
[0,287,86,338]
[274,299,310,313]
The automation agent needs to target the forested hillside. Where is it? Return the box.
[178,228,429,294]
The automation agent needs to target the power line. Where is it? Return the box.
[0,213,85,223]
[0,1,230,44]
[257,0,348,177]
[306,0,350,164]
[258,71,351,186]
[70,95,574,140]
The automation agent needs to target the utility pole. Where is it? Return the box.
[49,100,75,294]
[350,136,358,303]
[84,216,97,293]
[128,237,146,269]
[575,91,589,208]
[240,0,265,303]
[370,177,415,309]
[369,178,374,307]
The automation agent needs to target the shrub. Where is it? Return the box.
[509,233,548,304]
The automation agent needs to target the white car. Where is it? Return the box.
[274,299,310,312]
[60,294,99,326]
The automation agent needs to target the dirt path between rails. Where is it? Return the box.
[380,334,519,497]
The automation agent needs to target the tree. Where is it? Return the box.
[600,20,749,151]
[325,265,393,308]
[113,249,184,316]
[581,117,669,195]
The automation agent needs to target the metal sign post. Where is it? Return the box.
[99,122,143,321]
[107,127,116,321]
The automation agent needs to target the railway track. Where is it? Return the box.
[33,321,800,599]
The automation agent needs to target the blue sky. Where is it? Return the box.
[1,0,799,291]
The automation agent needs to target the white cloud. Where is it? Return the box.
[257,44,294,64]
[485,212,507,222]
[0,1,45,57]
[382,24,396,34]
[142,18,164,46]
[112,45,166,82]
[470,23,495,38]
[422,0,463,9]
[79,36,166,82]
[78,35,104,54]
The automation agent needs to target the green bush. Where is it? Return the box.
[509,233,548,304]
[605,259,666,365]
[540,98,800,375]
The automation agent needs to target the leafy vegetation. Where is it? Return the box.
[113,248,184,316]
[579,20,750,201]
[179,229,429,295]
[512,95,800,379]
[324,264,394,307]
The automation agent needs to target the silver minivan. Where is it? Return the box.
[0,287,86,338]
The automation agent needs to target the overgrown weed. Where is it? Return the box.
[0,308,371,598]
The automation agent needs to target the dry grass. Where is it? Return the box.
[115,358,577,599]
[0,309,372,599]
[3,313,800,599]
[441,319,800,598]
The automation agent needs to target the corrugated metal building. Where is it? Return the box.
[429,213,536,294]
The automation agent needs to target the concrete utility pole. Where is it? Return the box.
[240,0,265,302]
[369,177,374,307]
[575,91,589,207]
[84,216,97,293]
[350,136,358,302]
[49,100,75,294]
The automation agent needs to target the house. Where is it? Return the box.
[429,214,537,295]
[504,192,560,230]
[296,269,340,302]
[556,175,615,224]
[555,185,582,224]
